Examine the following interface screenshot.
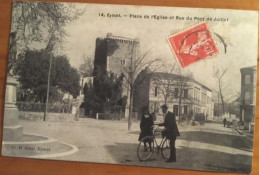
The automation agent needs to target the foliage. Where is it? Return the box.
[8,1,85,74]
[83,67,124,114]
[52,55,80,98]
[78,54,94,77]
[93,67,123,105]
[15,49,80,102]
[213,66,228,115]
[152,63,178,104]
[117,43,161,130]
[11,1,84,49]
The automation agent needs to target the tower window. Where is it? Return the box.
[244,74,251,85]
[155,87,158,97]
[121,59,126,66]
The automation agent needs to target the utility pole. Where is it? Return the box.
[217,91,220,119]
[128,40,135,131]
[43,34,55,121]
[44,54,53,121]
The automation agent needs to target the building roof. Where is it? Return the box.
[106,33,139,42]
[240,65,257,72]
[151,72,181,79]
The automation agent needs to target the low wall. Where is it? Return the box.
[97,113,124,120]
[19,111,76,122]
[96,112,139,121]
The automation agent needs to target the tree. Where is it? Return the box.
[15,49,80,102]
[152,62,192,121]
[153,63,178,105]
[175,68,193,121]
[83,66,124,116]
[51,55,80,98]
[79,54,94,77]
[8,1,85,73]
[116,41,161,130]
[83,81,96,117]
[213,66,228,116]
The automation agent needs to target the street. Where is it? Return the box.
[18,118,253,173]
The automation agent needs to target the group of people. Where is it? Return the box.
[138,104,180,163]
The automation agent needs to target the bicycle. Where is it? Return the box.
[137,124,170,161]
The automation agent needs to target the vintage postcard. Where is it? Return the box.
[2,1,258,173]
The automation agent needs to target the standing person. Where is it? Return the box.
[223,117,227,127]
[138,107,154,151]
[159,104,180,162]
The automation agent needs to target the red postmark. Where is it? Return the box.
[168,22,218,68]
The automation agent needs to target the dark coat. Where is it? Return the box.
[159,111,180,140]
[138,114,154,141]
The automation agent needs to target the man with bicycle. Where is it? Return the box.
[159,104,180,162]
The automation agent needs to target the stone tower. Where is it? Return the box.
[93,33,140,117]
[94,33,140,76]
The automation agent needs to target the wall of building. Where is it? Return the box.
[133,69,150,119]
[94,33,140,77]
[93,34,140,118]
[240,66,256,131]
[93,38,108,76]
[107,38,139,77]
[133,71,214,120]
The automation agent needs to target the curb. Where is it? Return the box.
[235,128,244,135]
[235,129,254,142]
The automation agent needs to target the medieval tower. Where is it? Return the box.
[93,33,140,118]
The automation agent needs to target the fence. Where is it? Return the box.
[16,101,72,113]
[19,111,75,122]
[97,113,124,120]
[97,112,139,120]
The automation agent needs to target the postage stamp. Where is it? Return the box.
[168,22,219,68]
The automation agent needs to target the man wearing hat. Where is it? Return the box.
[159,104,180,162]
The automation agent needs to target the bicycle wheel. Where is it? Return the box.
[137,136,154,161]
[161,138,170,160]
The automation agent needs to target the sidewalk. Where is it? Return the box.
[235,127,254,141]
[178,120,240,135]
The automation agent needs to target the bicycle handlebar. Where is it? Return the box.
[152,124,164,133]
[151,124,161,128]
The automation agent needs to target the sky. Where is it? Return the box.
[58,3,258,101]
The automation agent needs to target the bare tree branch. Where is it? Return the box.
[78,54,94,77]
[213,65,229,115]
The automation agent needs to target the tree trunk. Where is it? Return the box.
[128,89,133,131]
[220,91,225,115]
[178,97,182,123]
[178,88,183,123]
[218,79,225,116]
[164,94,167,105]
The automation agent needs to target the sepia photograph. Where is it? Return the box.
[1,1,258,173]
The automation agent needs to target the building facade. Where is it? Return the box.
[94,33,140,78]
[133,69,214,120]
[240,65,257,132]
